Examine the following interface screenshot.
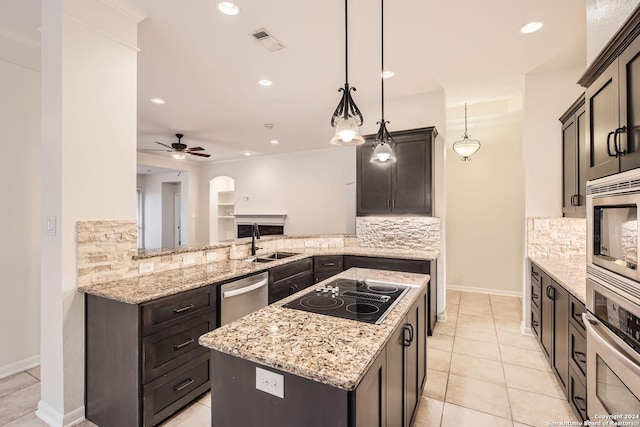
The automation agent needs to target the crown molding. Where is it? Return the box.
[98,0,148,24]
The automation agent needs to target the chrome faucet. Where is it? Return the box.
[250,223,261,256]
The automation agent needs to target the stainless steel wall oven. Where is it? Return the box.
[586,171,640,421]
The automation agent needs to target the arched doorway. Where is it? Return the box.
[210,176,235,243]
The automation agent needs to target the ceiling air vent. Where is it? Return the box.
[251,28,284,52]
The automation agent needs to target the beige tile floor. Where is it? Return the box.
[0,291,578,426]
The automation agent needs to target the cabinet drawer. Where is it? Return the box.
[143,353,210,426]
[142,312,215,383]
[313,256,344,273]
[269,258,313,283]
[569,294,586,333]
[568,365,588,422]
[531,309,540,338]
[531,264,541,286]
[269,271,313,304]
[569,323,587,379]
[531,281,541,312]
[142,286,215,335]
[344,256,429,274]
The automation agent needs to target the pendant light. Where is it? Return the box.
[330,0,365,146]
[370,0,396,164]
[453,103,481,161]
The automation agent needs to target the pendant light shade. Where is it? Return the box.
[453,103,481,161]
[330,0,364,146]
[370,0,396,164]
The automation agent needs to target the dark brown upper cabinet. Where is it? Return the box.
[356,127,437,216]
[560,96,586,217]
[581,8,640,180]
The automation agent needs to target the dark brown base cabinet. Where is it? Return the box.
[530,262,588,421]
[210,287,427,427]
[314,255,344,283]
[85,286,217,427]
[344,256,437,335]
[268,258,313,304]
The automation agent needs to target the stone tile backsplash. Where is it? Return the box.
[77,217,441,286]
[355,216,441,250]
[527,217,586,260]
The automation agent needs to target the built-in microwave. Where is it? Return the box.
[588,191,640,283]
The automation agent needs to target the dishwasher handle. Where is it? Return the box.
[223,278,268,299]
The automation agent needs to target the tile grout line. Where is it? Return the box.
[491,297,515,423]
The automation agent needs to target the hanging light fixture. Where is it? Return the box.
[370,0,396,164]
[453,103,481,161]
[330,0,365,146]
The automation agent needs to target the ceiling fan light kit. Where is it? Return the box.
[330,0,365,147]
[144,133,211,160]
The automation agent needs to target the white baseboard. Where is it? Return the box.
[437,311,448,322]
[520,321,533,336]
[36,400,86,427]
[0,355,39,379]
[446,284,522,298]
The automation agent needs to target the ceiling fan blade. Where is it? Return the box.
[188,152,211,158]
[144,148,173,152]
[155,141,175,150]
[186,147,205,151]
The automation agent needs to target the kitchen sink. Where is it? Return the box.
[242,252,300,263]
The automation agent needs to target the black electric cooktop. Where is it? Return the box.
[282,278,411,324]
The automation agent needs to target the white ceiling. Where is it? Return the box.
[1,0,586,163]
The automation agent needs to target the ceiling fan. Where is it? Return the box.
[144,133,211,160]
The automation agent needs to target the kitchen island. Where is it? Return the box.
[198,268,430,427]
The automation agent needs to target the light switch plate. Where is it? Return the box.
[46,216,56,236]
[256,367,284,398]
[206,252,217,262]
[139,263,154,274]
[183,256,195,265]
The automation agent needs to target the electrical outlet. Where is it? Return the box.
[183,256,195,266]
[139,263,154,274]
[47,216,56,236]
[256,367,284,398]
[206,252,217,262]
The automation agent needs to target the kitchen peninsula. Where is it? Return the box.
[198,268,430,427]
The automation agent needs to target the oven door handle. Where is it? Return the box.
[582,312,640,376]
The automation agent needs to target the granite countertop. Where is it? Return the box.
[198,268,430,391]
[529,256,586,303]
[80,247,439,304]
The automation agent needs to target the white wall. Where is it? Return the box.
[0,34,41,376]
[523,65,586,218]
[587,0,640,64]
[138,152,202,247]
[446,99,525,295]
[40,0,141,423]
[200,147,356,236]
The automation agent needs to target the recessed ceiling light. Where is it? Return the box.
[520,21,543,34]
[150,98,166,104]
[218,2,239,16]
[258,79,273,87]
[270,139,279,145]
[244,151,251,156]
[381,70,394,78]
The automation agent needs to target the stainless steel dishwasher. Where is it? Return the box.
[220,271,269,325]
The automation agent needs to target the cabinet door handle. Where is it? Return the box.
[614,126,628,156]
[174,338,195,350]
[323,262,335,267]
[531,271,539,277]
[607,130,617,157]
[531,319,539,327]
[573,311,584,326]
[174,304,195,314]
[573,395,587,413]
[570,194,581,206]
[532,292,539,300]
[173,378,195,392]
[574,351,587,364]
[545,286,551,299]
[403,324,414,346]
[387,200,391,208]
